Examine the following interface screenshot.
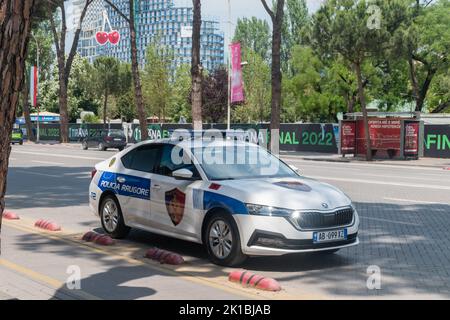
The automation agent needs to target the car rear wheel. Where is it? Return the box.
[100,195,130,239]
[19,141,23,145]
[118,146,125,151]
[204,211,247,267]
[98,142,106,151]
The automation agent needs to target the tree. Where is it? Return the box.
[93,57,120,126]
[104,0,148,140]
[0,0,37,253]
[21,21,54,142]
[234,49,271,123]
[393,0,450,112]
[143,43,172,122]
[261,0,285,151]
[170,64,192,123]
[202,68,229,123]
[233,17,271,60]
[282,0,309,73]
[191,0,203,131]
[49,0,93,143]
[283,46,347,122]
[311,0,396,161]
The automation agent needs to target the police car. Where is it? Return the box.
[89,137,359,266]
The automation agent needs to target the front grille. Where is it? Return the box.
[297,208,354,230]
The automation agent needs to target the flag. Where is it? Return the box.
[30,66,38,107]
[230,42,244,103]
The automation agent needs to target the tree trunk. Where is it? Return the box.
[0,0,35,254]
[58,78,69,143]
[50,1,92,143]
[354,61,372,161]
[431,101,450,114]
[415,67,436,112]
[22,72,36,142]
[191,0,203,131]
[103,89,108,127]
[408,56,420,109]
[262,0,285,153]
[129,0,148,141]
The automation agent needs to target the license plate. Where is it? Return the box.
[313,229,347,243]
[114,138,122,141]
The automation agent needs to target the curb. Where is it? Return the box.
[228,270,282,292]
[282,155,449,169]
[144,248,184,265]
[34,219,61,231]
[82,231,115,246]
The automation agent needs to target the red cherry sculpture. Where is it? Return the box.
[96,31,109,45]
[108,31,120,45]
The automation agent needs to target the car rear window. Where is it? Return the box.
[107,130,125,138]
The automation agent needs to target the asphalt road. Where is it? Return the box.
[2,143,450,299]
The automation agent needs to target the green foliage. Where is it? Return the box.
[142,43,173,121]
[233,49,271,123]
[233,17,271,60]
[82,114,100,123]
[169,64,192,123]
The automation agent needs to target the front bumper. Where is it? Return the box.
[234,212,360,256]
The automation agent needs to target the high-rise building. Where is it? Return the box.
[78,0,225,72]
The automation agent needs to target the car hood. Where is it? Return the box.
[217,176,351,211]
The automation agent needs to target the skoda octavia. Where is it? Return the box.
[89,138,359,266]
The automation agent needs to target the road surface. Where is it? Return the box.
[2,143,450,299]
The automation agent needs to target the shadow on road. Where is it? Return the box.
[6,166,92,209]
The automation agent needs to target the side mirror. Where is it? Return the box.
[289,165,301,174]
[172,168,194,180]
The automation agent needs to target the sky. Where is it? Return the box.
[67,0,325,53]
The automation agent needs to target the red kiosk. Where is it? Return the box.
[340,112,423,160]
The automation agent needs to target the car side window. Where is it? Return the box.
[121,145,160,173]
[157,144,200,178]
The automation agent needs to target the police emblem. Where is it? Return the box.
[165,188,186,226]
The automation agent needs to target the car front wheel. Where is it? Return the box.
[100,195,130,239]
[204,211,247,267]
[82,141,88,150]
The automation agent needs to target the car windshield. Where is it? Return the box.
[107,129,125,138]
[192,145,298,180]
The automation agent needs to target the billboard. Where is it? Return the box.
[424,125,450,158]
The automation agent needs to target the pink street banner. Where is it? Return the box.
[30,66,38,107]
[230,42,244,103]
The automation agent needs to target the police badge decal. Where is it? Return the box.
[165,188,186,226]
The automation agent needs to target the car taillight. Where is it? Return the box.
[91,169,97,179]
[105,136,113,142]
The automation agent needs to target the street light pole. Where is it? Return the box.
[227,0,232,131]
[31,33,40,143]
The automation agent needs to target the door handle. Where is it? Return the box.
[117,176,126,183]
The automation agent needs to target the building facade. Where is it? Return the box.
[78,0,225,73]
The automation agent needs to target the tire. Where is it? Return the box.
[204,211,247,267]
[118,146,125,151]
[98,142,106,151]
[19,140,23,145]
[100,194,130,239]
[82,141,88,150]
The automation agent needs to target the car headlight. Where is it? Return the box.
[246,204,294,217]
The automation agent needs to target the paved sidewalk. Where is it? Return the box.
[281,151,450,169]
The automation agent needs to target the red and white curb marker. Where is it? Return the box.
[2,211,20,220]
[34,219,62,231]
[82,231,115,246]
[144,248,184,265]
[444,167,450,171]
[228,270,282,292]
